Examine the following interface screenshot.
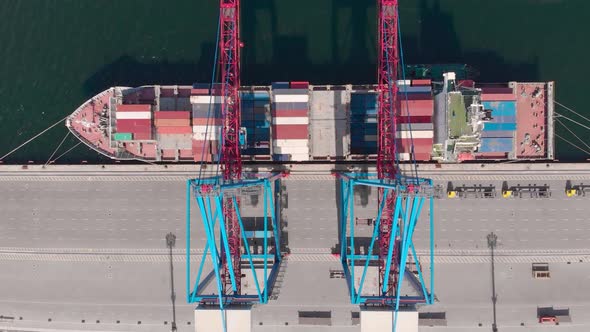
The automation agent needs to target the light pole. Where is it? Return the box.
[166,232,177,332]
[487,232,498,332]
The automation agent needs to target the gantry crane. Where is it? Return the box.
[337,0,435,319]
[187,0,284,311]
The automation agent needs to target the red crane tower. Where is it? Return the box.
[219,0,243,295]
[377,0,401,297]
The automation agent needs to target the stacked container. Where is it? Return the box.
[190,87,222,162]
[154,111,191,134]
[241,91,271,156]
[349,92,378,155]
[115,104,152,140]
[271,82,310,161]
[397,79,434,160]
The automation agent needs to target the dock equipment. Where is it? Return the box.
[335,1,434,327]
[447,184,496,199]
[565,182,590,197]
[532,263,550,279]
[186,0,287,314]
[501,181,551,198]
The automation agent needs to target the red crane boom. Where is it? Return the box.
[376,0,400,297]
[219,0,242,295]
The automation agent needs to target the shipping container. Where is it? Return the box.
[191,118,223,126]
[155,119,191,127]
[398,93,433,101]
[481,93,516,101]
[479,137,514,153]
[273,139,308,146]
[190,88,210,95]
[116,111,151,120]
[491,116,516,124]
[241,92,270,101]
[411,79,432,86]
[116,119,152,133]
[113,133,133,141]
[398,116,432,124]
[272,89,309,95]
[398,99,434,117]
[273,146,309,155]
[133,132,152,140]
[156,126,193,134]
[484,123,517,131]
[272,124,308,139]
[117,104,151,112]
[396,130,433,139]
[481,130,514,138]
[272,117,309,125]
[272,102,309,111]
[190,95,223,104]
[272,154,291,161]
[154,111,190,120]
[271,82,290,89]
[289,153,310,161]
[273,94,309,103]
[399,123,434,131]
[271,109,308,117]
[290,81,310,89]
[398,86,431,94]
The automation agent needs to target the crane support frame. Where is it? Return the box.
[186,172,284,307]
[337,172,434,307]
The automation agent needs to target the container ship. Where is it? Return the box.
[66,67,555,163]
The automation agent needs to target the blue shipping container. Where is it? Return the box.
[484,122,516,131]
[272,89,308,95]
[241,92,269,101]
[271,82,290,89]
[479,137,513,153]
[491,116,516,124]
[483,101,516,117]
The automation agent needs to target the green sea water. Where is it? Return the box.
[0,0,588,163]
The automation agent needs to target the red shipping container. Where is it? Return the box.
[155,119,191,127]
[117,104,151,112]
[413,152,431,161]
[397,116,432,124]
[290,81,309,89]
[272,124,308,139]
[156,126,192,134]
[397,138,433,153]
[271,109,308,117]
[116,119,152,133]
[133,132,152,140]
[398,100,433,117]
[458,80,475,88]
[411,79,432,86]
[191,88,210,95]
[154,111,190,120]
[161,149,176,159]
[191,118,223,125]
[481,93,516,101]
[179,149,193,159]
[398,93,432,101]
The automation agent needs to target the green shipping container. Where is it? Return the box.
[113,133,133,141]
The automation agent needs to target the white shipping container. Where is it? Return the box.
[273,139,308,146]
[192,132,219,141]
[289,153,310,161]
[192,125,222,133]
[398,153,411,160]
[396,79,411,86]
[274,146,310,154]
[273,94,309,103]
[272,117,309,125]
[396,130,433,139]
[190,95,223,104]
[115,111,152,120]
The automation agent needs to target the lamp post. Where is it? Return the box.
[487,232,498,332]
[166,232,177,332]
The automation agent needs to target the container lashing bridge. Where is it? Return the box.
[336,0,435,329]
[186,0,286,314]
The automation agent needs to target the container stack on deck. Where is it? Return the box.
[154,111,192,160]
[271,82,310,161]
[190,86,221,162]
[478,87,517,158]
[397,79,434,160]
[241,91,271,156]
[349,92,378,155]
[114,104,152,140]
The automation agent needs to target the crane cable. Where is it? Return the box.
[0,115,69,161]
[554,100,590,124]
[198,10,222,183]
[44,131,70,167]
[554,112,590,132]
[555,133,590,156]
[555,117,590,152]
[397,7,419,180]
